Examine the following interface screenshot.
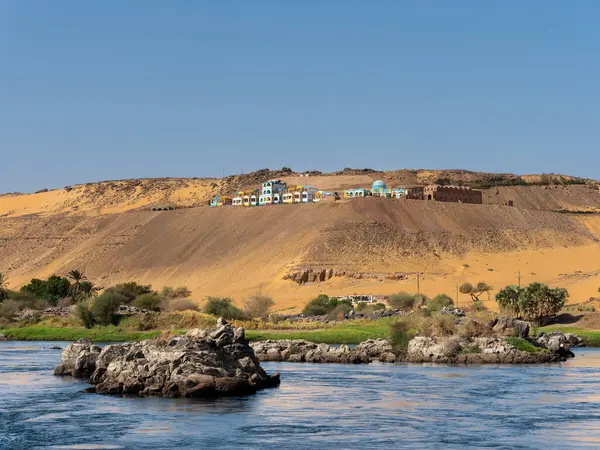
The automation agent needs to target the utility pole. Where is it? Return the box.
[416,273,420,295]
[518,271,521,287]
[456,282,459,308]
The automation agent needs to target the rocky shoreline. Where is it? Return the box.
[52,317,583,398]
[252,330,581,365]
[54,318,280,398]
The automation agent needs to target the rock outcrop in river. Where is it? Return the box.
[252,331,581,365]
[54,318,280,398]
[251,340,372,364]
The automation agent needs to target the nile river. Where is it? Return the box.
[1,341,600,449]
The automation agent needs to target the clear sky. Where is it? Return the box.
[1,1,598,193]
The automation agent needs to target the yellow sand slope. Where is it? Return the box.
[1,197,598,310]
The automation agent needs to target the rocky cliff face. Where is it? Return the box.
[54,318,280,398]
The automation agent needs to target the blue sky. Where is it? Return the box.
[1,1,598,193]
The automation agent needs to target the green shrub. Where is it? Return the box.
[161,286,192,299]
[203,296,246,320]
[355,302,368,312]
[110,282,153,303]
[457,318,493,338]
[469,301,488,312]
[420,314,457,338]
[164,298,200,312]
[355,302,386,313]
[302,295,331,316]
[75,303,95,329]
[243,294,275,319]
[301,295,352,316]
[496,282,568,324]
[91,291,125,325]
[428,294,454,312]
[128,312,158,331]
[505,337,545,353]
[328,303,353,320]
[6,290,49,310]
[0,299,20,320]
[389,318,418,353]
[20,275,70,305]
[413,294,431,308]
[387,292,416,310]
[133,293,164,311]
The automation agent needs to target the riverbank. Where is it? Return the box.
[2,322,599,346]
[0,322,390,344]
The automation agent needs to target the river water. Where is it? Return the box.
[2,342,600,449]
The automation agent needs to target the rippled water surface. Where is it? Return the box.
[2,341,600,449]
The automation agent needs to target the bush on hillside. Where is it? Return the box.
[91,291,125,325]
[301,295,353,316]
[20,275,70,305]
[109,282,153,304]
[387,292,416,310]
[161,286,192,299]
[428,294,454,312]
[354,302,387,315]
[132,293,164,311]
[302,295,331,316]
[328,303,353,320]
[203,296,246,320]
[6,290,49,310]
[164,298,200,312]
[242,294,275,319]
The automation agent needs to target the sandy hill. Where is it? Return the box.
[1,195,599,310]
[1,167,597,218]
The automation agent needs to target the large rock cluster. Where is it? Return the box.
[405,330,581,364]
[54,318,280,398]
[251,340,372,364]
[536,331,581,358]
[490,317,530,338]
[54,339,101,377]
[253,330,581,365]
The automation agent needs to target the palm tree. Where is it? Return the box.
[0,272,8,301]
[79,281,100,302]
[67,269,87,301]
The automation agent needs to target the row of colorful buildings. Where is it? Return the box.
[210,179,482,207]
[210,180,339,207]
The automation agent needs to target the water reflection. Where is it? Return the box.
[2,342,600,449]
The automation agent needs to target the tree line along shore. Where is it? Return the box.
[0,270,599,347]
